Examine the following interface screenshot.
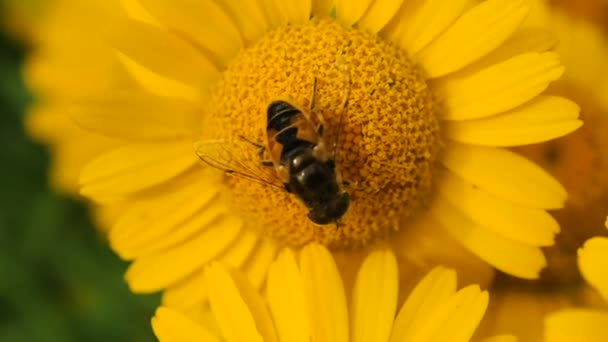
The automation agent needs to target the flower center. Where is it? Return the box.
[204,20,440,247]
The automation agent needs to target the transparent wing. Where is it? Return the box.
[194,138,285,190]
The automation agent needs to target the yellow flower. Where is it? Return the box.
[544,219,608,342]
[152,243,514,342]
[27,0,580,304]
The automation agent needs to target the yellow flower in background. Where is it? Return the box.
[518,0,608,282]
[544,219,608,342]
[551,0,608,30]
[152,244,515,342]
[26,0,580,311]
[473,1,608,341]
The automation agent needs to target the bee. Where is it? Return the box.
[195,73,351,226]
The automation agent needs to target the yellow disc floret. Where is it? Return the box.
[204,20,440,247]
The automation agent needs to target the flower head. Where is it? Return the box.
[152,244,514,342]
[26,0,581,303]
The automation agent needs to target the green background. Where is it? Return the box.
[0,13,159,342]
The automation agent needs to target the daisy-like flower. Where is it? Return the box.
[152,243,515,342]
[27,0,581,306]
[544,219,608,342]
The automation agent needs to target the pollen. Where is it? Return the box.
[203,20,441,248]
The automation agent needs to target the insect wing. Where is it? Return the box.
[194,139,284,189]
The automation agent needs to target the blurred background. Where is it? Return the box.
[0,0,606,341]
[0,1,159,341]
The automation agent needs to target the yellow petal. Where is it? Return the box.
[432,197,546,279]
[578,237,608,301]
[25,106,70,143]
[24,1,126,98]
[312,0,334,17]
[108,19,219,92]
[481,336,518,342]
[266,249,311,342]
[382,0,468,55]
[258,0,284,28]
[417,0,530,78]
[425,286,488,342]
[120,0,159,24]
[470,27,558,72]
[205,263,264,342]
[68,89,199,140]
[439,170,559,246]
[436,52,564,121]
[357,0,404,34]
[391,268,488,341]
[138,0,243,64]
[80,141,197,199]
[441,142,566,209]
[162,269,208,311]
[218,228,261,271]
[230,271,278,342]
[25,106,116,193]
[49,138,116,194]
[162,229,258,310]
[152,307,220,342]
[115,201,226,260]
[219,0,270,46]
[243,238,279,290]
[116,52,202,102]
[273,0,312,25]
[300,243,349,342]
[390,267,457,342]
[109,173,223,259]
[545,309,608,342]
[336,0,373,26]
[445,95,582,146]
[125,215,242,293]
[351,245,398,342]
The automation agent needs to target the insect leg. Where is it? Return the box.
[310,77,318,112]
[309,77,326,136]
[237,135,273,167]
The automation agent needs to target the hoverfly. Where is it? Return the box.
[195,72,351,226]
